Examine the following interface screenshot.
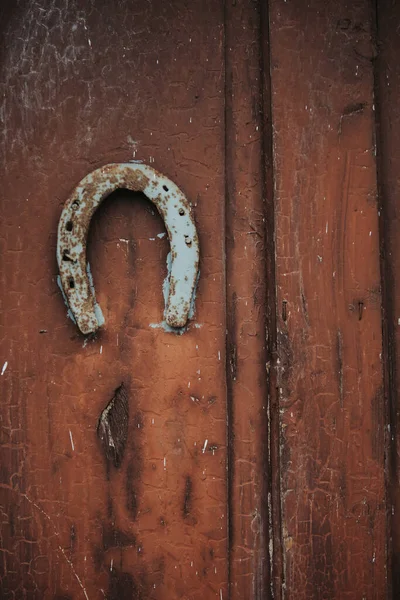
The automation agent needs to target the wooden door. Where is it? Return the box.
[0,1,398,599]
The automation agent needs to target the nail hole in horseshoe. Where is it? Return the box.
[179,208,185,216]
[66,220,73,232]
[163,185,169,192]
[72,200,80,210]
[62,250,73,262]
[69,278,75,289]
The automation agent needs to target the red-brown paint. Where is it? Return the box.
[269,0,386,597]
[375,0,400,596]
[0,2,227,598]
[0,0,396,598]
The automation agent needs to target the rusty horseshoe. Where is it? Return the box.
[57,163,200,335]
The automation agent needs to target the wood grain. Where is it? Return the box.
[375,0,400,596]
[269,1,387,597]
[224,1,272,597]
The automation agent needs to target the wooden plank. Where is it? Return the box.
[268,1,387,597]
[375,0,400,596]
[224,1,272,597]
[0,2,228,598]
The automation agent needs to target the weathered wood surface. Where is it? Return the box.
[0,0,396,598]
[0,1,229,598]
[269,0,387,597]
[375,0,400,597]
[224,1,273,598]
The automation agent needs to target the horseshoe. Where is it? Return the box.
[56,163,200,335]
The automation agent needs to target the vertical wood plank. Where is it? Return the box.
[0,2,228,598]
[224,1,272,597]
[269,1,387,597]
[375,0,400,595]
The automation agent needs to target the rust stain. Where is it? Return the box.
[57,163,200,335]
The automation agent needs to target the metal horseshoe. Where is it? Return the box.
[56,163,200,335]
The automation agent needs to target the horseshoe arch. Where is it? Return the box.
[56,163,200,335]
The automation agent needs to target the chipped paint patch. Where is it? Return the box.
[57,163,200,335]
[97,383,129,468]
[86,262,105,328]
[150,252,200,334]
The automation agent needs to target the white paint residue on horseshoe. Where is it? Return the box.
[56,163,200,335]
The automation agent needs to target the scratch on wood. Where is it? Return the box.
[21,493,89,600]
[338,102,367,134]
[337,330,344,407]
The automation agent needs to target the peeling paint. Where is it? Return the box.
[57,275,77,324]
[86,262,105,328]
[57,163,200,335]
[150,251,200,334]
[97,383,129,468]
